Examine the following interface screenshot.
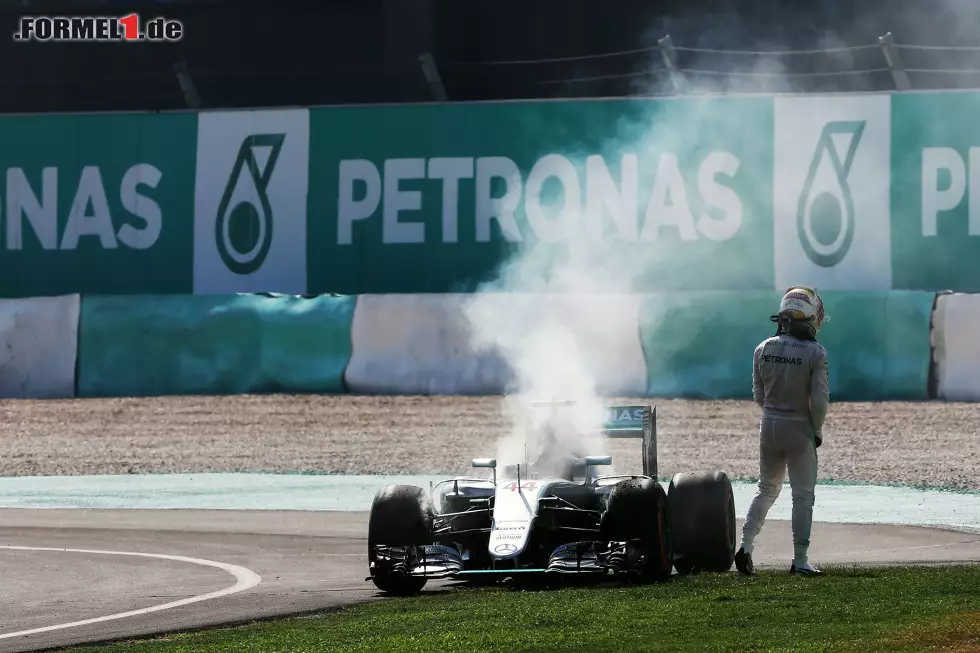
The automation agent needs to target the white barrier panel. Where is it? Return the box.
[0,295,79,398]
[344,294,509,395]
[345,294,647,396]
[934,293,980,401]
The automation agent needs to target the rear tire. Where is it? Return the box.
[600,478,673,582]
[673,558,697,576]
[668,471,736,573]
[368,484,433,595]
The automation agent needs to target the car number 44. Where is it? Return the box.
[502,481,538,492]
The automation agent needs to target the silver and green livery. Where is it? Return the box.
[366,404,736,595]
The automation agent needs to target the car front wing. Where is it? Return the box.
[366,540,646,583]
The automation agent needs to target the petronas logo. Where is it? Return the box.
[796,121,865,268]
[216,133,285,275]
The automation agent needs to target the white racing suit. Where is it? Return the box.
[740,333,830,565]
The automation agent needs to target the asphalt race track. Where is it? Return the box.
[2,509,980,652]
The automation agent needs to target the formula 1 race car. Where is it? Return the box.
[366,403,737,595]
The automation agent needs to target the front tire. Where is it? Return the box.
[600,477,673,582]
[367,484,433,595]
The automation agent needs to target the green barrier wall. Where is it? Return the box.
[77,294,356,397]
[0,113,197,298]
[76,290,934,400]
[4,92,980,297]
[640,291,936,400]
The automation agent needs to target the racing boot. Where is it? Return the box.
[734,547,754,576]
[790,560,822,576]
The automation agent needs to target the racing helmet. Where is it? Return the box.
[772,286,825,339]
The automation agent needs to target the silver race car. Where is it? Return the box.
[366,403,736,595]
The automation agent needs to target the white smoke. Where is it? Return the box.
[460,42,788,473]
[463,281,636,472]
[460,100,778,470]
[461,1,980,472]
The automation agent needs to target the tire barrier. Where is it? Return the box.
[344,293,647,396]
[638,290,935,400]
[0,290,967,400]
[76,294,356,397]
[0,294,79,398]
[932,293,980,401]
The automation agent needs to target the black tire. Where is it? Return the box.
[600,477,673,582]
[367,484,433,595]
[667,471,736,573]
[673,558,697,576]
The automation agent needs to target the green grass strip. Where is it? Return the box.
[67,565,980,653]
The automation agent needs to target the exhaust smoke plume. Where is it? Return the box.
[461,0,980,473]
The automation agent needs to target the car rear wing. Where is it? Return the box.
[601,405,658,479]
[529,401,658,479]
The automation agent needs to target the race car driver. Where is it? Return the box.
[735,287,829,577]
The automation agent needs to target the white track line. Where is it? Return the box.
[0,546,262,641]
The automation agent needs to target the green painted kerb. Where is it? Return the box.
[77,294,357,397]
[639,290,935,400]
